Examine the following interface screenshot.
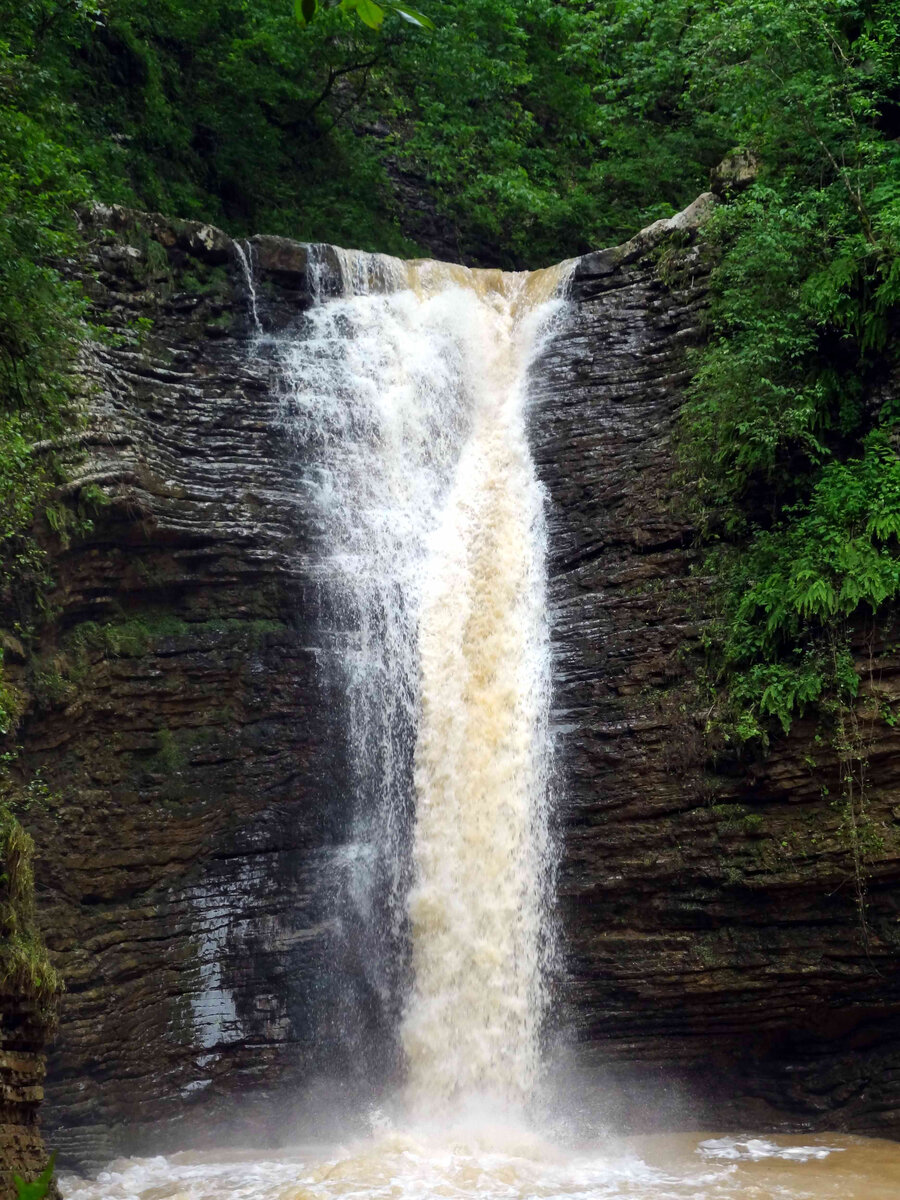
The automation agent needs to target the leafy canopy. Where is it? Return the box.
[675,0,900,739]
[1,0,899,747]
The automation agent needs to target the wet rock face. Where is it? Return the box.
[16,201,900,1167]
[531,230,900,1136]
[25,209,386,1169]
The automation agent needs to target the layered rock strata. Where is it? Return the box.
[531,204,900,1135]
[19,211,369,1169]
[7,199,900,1169]
[0,984,54,1196]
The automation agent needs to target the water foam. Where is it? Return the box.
[61,1131,872,1200]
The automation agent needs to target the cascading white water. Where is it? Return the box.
[279,249,570,1109]
[234,240,262,335]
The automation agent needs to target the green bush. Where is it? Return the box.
[677,1,900,740]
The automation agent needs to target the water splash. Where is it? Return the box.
[61,1131,880,1200]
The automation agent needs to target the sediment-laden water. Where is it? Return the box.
[278,250,567,1105]
[61,1131,900,1200]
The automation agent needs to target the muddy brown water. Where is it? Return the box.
[60,1129,900,1200]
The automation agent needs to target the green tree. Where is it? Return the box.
[675,0,900,739]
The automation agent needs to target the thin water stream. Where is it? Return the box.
[60,246,900,1199]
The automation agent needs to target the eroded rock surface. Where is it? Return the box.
[8,200,900,1169]
[0,988,54,1197]
[531,216,900,1135]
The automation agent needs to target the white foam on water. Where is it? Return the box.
[61,1128,875,1200]
[697,1136,843,1162]
[58,1139,719,1200]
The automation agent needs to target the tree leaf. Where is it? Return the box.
[294,0,318,23]
[385,3,434,29]
[355,0,384,28]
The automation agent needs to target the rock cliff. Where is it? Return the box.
[0,858,57,1200]
[0,981,52,1199]
[15,211,365,1169]
[6,199,900,1170]
[532,203,900,1135]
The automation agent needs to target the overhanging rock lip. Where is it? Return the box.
[81,191,716,291]
[245,234,311,285]
[81,203,234,265]
[572,192,716,283]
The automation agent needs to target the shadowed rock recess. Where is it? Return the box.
[13,199,900,1168]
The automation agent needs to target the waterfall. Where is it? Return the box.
[234,240,262,335]
[277,249,571,1112]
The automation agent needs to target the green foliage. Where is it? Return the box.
[13,1155,56,1200]
[678,0,900,741]
[155,727,186,773]
[0,807,61,1002]
[384,0,725,263]
[34,0,425,254]
[68,614,286,658]
[706,433,900,736]
[295,0,434,31]
[1,0,732,267]
[0,34,90,550]
[0,653,26,737]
